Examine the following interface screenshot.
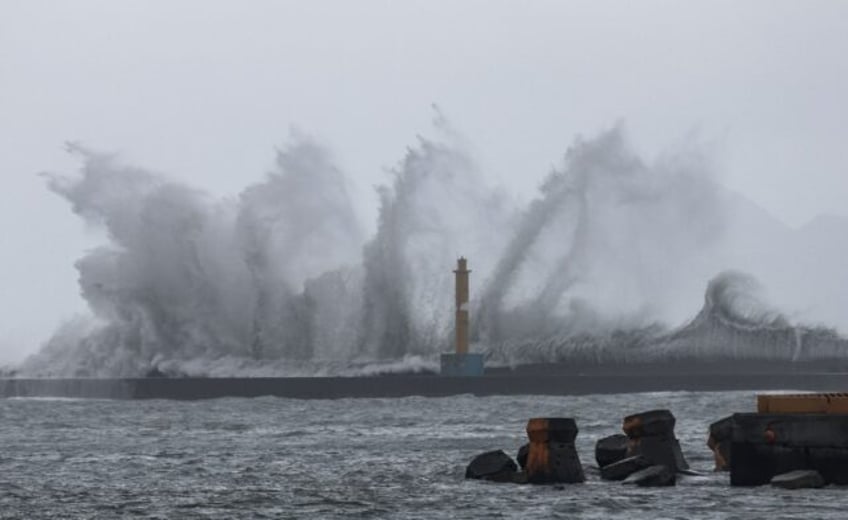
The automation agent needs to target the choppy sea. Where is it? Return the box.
[1,390,844,519]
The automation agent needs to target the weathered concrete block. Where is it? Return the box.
[671,438,689,471]
[710,415,734,439]
[595,434,628,468]
[526,418,578,443]
[707,416,733,471]
[731,442,807,486]
[623,409,676,437]
[465,450,518,481]
[526,441,585,484]
[771,470,825,489]
[510,470,529,484]
[625,435,689,473]
[517,443,529,470]
[600,455,651,481]
[622,465,676,487]
[731,413,848,486]
[620,409,688,472]
[806,447,848,485]
[525,418,585,484]
[731,413,848,448]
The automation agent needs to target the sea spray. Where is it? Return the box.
[19,123,848,377]
[359,131,512,359]
[26,137,365,376]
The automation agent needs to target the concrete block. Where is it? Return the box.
[627,433,689,472]
[707,416,733,471]
[771,470,825,489]
[730,413,848,486]
[465,450,517,481]
[525,418,584,484]
[526,418,578,443]
[600,455,651,481]
[622,465,676,487]
[623,409,676,437]
[517,443,529,470]
[595,434,628,468]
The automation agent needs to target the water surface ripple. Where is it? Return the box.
[0,391,841,519]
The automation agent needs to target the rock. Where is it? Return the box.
[771,470,825,489]
[623,409,676,437]
[595,434,628,468]
[525,418,585,484]
[600,455,652,481]
[465,450,518,481]
[622,465,676,487]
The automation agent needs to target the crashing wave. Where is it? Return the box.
[652,271,848,361]
[16,120,848,377]
[485,271,848,366]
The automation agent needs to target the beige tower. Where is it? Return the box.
[454,257,471,354]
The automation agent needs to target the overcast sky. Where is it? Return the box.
[1,0,846,362]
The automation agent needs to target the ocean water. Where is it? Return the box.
[1,390,843,519]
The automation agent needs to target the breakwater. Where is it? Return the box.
[3,365,847,399]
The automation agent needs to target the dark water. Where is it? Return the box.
[1,391,844,519]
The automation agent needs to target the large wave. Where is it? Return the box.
[18,122,848,377]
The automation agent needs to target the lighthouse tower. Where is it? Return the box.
[440,257,485,376]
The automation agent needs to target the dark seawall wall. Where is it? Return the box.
[3,362,848,400]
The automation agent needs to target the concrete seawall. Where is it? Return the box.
[2,371,848,400]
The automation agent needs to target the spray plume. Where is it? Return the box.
[19,122,848,376]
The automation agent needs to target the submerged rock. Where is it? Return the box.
[771,470,825,490]
[622,465,676,487]
[595,434,628,468]
[465,450,518,481]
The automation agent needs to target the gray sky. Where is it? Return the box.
[1,0,847,363]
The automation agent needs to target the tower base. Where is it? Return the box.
[440,353,485,377]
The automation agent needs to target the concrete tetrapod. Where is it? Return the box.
[622,465,676,487]
[465,450,518,482]
[707,416,733,471]
[595,434,628,468]
[525,418,585,484]
[516,444,529,470]
[600,455,652,481]
[623,409,689,472]
[770,470,826,490]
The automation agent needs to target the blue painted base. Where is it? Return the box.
[440,353,485,376]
